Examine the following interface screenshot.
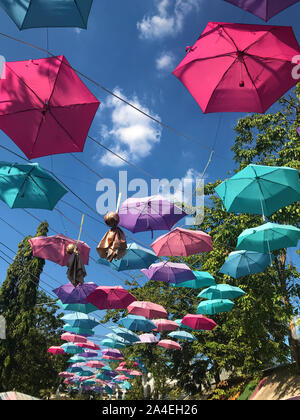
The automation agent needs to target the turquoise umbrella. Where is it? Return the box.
[62,312,100,329]
[197,299,235,315]
[215,164,300,217]
[82,379,97,386]
[67,356,87,363]
[76,370,95,377]
[106,333,132,346]
[100,365,113,372]
[168,330,196,342]
[172,271,216,289]
[198,285,245,300]
[97,242,157,271]
[58,300,98,314]
[119,315,156,332]
[96,373,112,381]
[0,162,67,209]
[101,339,126,349]
[219,250,274,278]
[111,327,141,343]
[63,324,95,336]
[60,343,83,355]
[236,222,300,253]
[119,381,132,390]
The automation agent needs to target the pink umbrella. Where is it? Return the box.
[102,355,124,361]
[181,314,217,331]
[173,22,300,114]
[87,286,136,310]
[86,361,105,369]
[151,227,212,257]
[0,55,100,159]
[157,340,182,350]
[59,372,75,378]
[128,370,142,376]
[153,319,179,332]
[47,346,65,355]
[136,333,159,344]
[127,301,168,319]
[60,333,88,344]
[29,234,90,266]
[75,341,100,350]
[118,361,139,368]
[116,375,131,381]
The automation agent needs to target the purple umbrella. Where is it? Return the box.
[78,351,99,358]
[101,348,123,358]
[137,333,159,344]
[118,195,187,235]
[141,262,196,284]
[224,0,300,21]
[297,127,300,136]
[53,282,98,304]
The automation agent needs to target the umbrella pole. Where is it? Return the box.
[74,214,85,253]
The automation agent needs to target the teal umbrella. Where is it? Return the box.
[172,271,216,289]
[198,285,245,300]
[76,370,94,377]
[63,324,95,336]
[236,222,300,253]
[119,381,132,390]
[101,338,126,349]
[219,250,274,278]
[0,162,67,209]
[62,312,100,329]
[67,355,87,363]
[197,299,235,315]
[60,343,82,355]
[58,300,98,314]
[82,379,97,386]
[96,373,111,381]
[168,330,196,342]
[111,327,141,343]
[119,315,156,332]
[215,164,300,218]
[100,365,112,372]
[106,333,131,346]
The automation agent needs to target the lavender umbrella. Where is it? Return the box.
[53,282,98,304]
[102,348,123,358]
[77,351,99,358]
[136,333,159,344]
[141,262,196,284]
[224,0,300,21]
[118,195,187,235]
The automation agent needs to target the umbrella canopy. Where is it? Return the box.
[236,222,300,253]
[86,361,105,369]
[151,227,212,257]
[0,162,67,210]
[157,339,182,350]
[153,319,179,332]
[47,346,65,355]
[75,341,100,351]
[181,314,217,331]
[53,282,98,304]
[127,301,168,319]
[59,372,75,378]
[106,333,132,346]
[57,300,98,314]
[198,285,245,300]
[197,299,235,315]
[136,333,159,344]
[62,312,100,329]
[101,348,124,359]
[110,327,141,343]
[97,242,157,271]
[67,355,88,363]
[101,338,126,349]
[173,22,300,114]
[0,56,100,159]
[60,343,83,355]
[215,164,300,218]
[87,286,136,310]
[174,319,194,330]
[168,331,196,342]
[224,0,300,21]
[172,271,216,289]
[119,315,156,332]
[0,392,39,400]
[60,333,87,344]
[220,250,274,278]
[77,351,99,358]
[141,261,196,284]
[0,0,94,29]
[29,234,90,266]
[63,324,95,336]
[118,195,187,234]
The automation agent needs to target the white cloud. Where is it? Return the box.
[156,52,176,71]
[137,0,200,40]
[98,89,162,167]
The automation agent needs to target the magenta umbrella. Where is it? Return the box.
[29,234,90,266]
[224,0,300,21]
[153,319,179,332]
[151,227,212,257]
[173,22,300,114]
[141,262,196,284]
[0,55,100,159]
[181,314,217,331]
[53,282,98,304]
[127,301,168,319]
[47,346,65,355]
[157,340,182,350]
[136,333,159,344]
[87,286,136,310]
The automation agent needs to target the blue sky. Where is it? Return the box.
[0,0,299,343]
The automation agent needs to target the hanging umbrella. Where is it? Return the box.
[0,56,100,159]
[153,319,179,332]
[67,355,88,363]
[59,372,75,378]
[100,365,113,372]
[118,361,139,369]
[77,350,99,358]
[86,361,105,369]
[62,312,100,330]
[168,331,196,342]
[106,333,132,346]
[86,286,136,310]
[119,315,156,332]
[215,165,300,218]
[157,340,182,350]
[101,349,124,359]
[127,301,168,319]
[118,195,187,234]
[223,0,300,21]
[29,234,90,266]
[61,333,87,344]
[236,222,300,253]
[219,250,274,278]
[127,370,142,377]
[60,343,83,355]
[198,285,245,300]
[100,338,126,349]
[141,261,196,284]
[63,324,95,336]
[151,227,212,257]
[0,162,67,210]
[75,341,100,351]
[196,299,235,315]
[173,22,300,114]
[97,242,157,271]
[57,300,98,314]
[47,346,65,355]
[136,333,159,344]
[181,314,217,331]
[110,327,141,343]
[53,282,98,304]
[172,271,216,289]
[174,319,194,331]
[0,0,94,29]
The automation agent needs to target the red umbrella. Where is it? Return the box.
[181,314,217,331]
[151,227,212,257]
[75,341,100,351]
[157,340,182,350]
[47,346,65,355]
[153,319,179,332]
[127,301,168,319]
[60,333,87,344]
[173,22,300,114]
[0,55,100,159]
[87,286,136,310]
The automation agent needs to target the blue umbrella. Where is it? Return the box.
[168,331,196,342]
[196,299,235,315]
[198,285,245,300]
[172,271,216,289]
[106,333,132,346]
[101,338,126,349]
[0,0,94,30]
[62,312,100,330]
[97,242,157,271]
[110,327,140,344]
[119,315,156,332]
[219,250,274,278]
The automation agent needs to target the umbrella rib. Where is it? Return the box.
[73,0,86,27]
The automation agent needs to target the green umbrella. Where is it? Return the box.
[172,271,216,289]
[215,164,300,218]
[198,284,245,300]
[236,222,300,253]
[197,299,235,315]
